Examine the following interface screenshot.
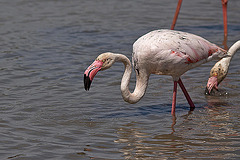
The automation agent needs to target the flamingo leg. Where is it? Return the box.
[171,0,183,30]
[178,78,195,109]
[221,0,228,50]
[222,0,228,38]
[171,81,178,115]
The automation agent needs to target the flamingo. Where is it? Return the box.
[84,29,235,115]
[206,40,240,94]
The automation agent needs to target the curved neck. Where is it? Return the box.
[114,54,149,104]
[223,40,240,66]
[210,40,240,80]
[228,40,240,57]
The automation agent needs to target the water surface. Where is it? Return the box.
[0,0,240,159]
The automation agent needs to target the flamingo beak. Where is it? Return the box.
[84,60,103,91]
[206,76,218,94]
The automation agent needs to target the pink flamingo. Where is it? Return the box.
[84,29,238,115]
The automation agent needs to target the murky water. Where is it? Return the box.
[0,0,240,159]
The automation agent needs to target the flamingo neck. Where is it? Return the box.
[222,40,240,70]
[228,40,240,58]
[114,54,149,104]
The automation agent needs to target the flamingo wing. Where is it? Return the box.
[133,30,226,64]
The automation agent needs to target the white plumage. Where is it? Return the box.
[132,29,226,80]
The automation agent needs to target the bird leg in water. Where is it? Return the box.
[171,81,178,115]
[172,78,195,115]
[178,78,196,110]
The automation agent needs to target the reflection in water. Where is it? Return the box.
[114,122,150,159]
[171,109,194,134]
[171,114,176,133]
[205,93,239,139]
[114,121,187,159]
[114,97,240,159]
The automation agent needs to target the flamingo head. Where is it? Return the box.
[205,73,218,95]
[205,61,229,95]
[84,52,115,90]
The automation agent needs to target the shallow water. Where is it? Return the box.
[0,0,240,159]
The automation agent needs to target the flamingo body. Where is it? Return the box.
[84,29,229,115]
[132,30,226,80]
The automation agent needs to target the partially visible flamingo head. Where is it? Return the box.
[84,52,115,90]
[205,61,229,95]
[205,72,218,94]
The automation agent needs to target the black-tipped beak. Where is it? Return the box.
[84,60,103,91]
[204,87,211,95]
[204,86,219,96]
[84,74,92,91]
[205,76,218,95]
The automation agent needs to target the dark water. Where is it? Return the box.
[0,0,240,159]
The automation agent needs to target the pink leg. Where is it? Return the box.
[222,0,228,38]
[222,0,228,50]
[172,81,178,115]
[171,0,183,30]
[178,78,195,109]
